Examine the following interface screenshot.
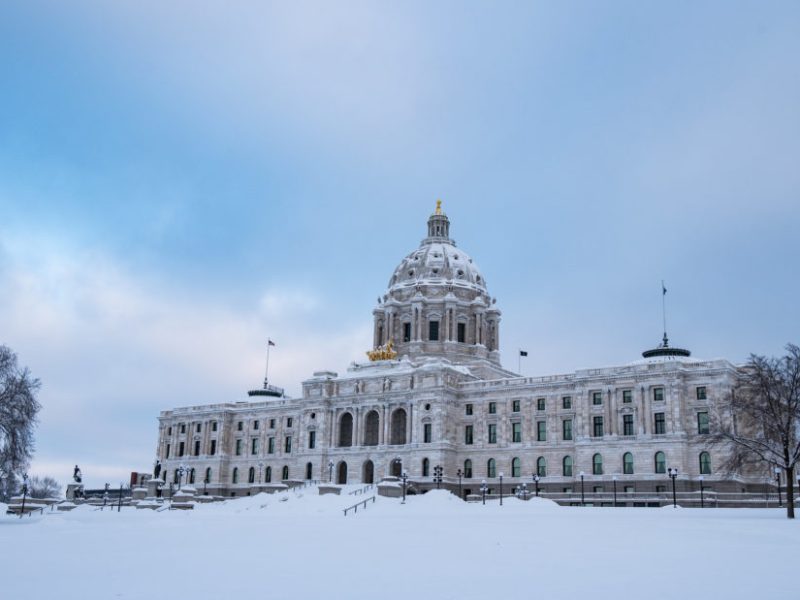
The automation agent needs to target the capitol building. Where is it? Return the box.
[156,204,758,505]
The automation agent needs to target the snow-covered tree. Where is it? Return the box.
[712,344,800,519]
[0,345,41,502]
[28,475,60,499]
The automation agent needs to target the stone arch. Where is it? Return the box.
[390,408,407,445]
[363,460,374,484]
[282,465,289,480]
[248,466,255,484]
[391,458,402,477]
[265,466,272,483]
[364,410,380,446]
[339,412,353,447]
[305,462,313,480]
[337,461,348,484]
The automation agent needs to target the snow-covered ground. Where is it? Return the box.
[2,487,797,600]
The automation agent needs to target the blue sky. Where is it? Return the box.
[1,1,798,487]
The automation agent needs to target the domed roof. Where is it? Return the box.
[388,241,487,293]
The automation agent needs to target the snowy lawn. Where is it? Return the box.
[2,488,797,600]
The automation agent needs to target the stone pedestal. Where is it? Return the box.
[318,485,342,496]
[132,487,147,501]
[66,483,84,501]
[147,478,165,498]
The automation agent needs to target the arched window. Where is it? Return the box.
[699,452,711,475]
[364,410,380,446]
[511,457,521,477]
[265,466,272,483]
[562,456,573,477]
[487,458,496,478]
[173,470,180,484]
[537,456,546,477]
[282,465,289,480]
[339,412,353,447]
[654,451,666,474]
[464,459,473,478]
[422,458,430,477]
[189,468,196,484]
[232,467,239,484]
[592,453,603,475]
[204,467,212,483]
[305,462,313,480]
[623,452,634,475]
[390,408,407,445]
[248,467,255,483]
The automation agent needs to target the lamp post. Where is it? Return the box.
[612,476,618,507]
[328,460,334,483]
[103,483,110,509]
[177,464,186,490]
[699,475,704,508]
[517,482,529,500]
[19,474,28,518]
[532,474,540,497]
[117,483,124,512]
[580,471,585,506]
[668,468,678,508]
[480,479,488,505]
[457,469,463,500]
[774,466,782,507]
[499,472,504,506]
[433,465,443,490]
[401,471,408,504]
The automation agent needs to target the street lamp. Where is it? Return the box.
[774,466,782,507]
[517,482,529,500]
[401,471,408,504]
[480,479,488,505]
[19,473,28,519]
[433,465,443,489]
[328,460,334,483]
[499,472,504,506]
[532,473,540,497]
[117,483,124,512]
[699,475,704,508]
[612,476,617,507]
[580,471,585,506]
[668,468,678,508]
[457,469,463,500]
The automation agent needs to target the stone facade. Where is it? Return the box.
[157,205,761,502]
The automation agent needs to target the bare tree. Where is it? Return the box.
[711,344,800,518]
[0,345,41,502]
[28,475,61,499]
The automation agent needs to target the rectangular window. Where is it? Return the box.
[593,486,604,493]
[235,439,242,456]
[488,402,497,414]
[251,438,258,455]
[697,412,709,435]
[196,423,202,433]
[309,430,316,449]
[623,414,634,436]
[654,412,666,434]
[165,443,170,458]
[237,421,243,431]
[624,486,634,494]
[286,417,293,428]
[429,320,439,341]
[210,440,216,456]
[512,400,521,412]
[267,437,275,454]
[167,426,172,436]
[696,386,707,400]
[268,418,275,429]
[457,322,466,343]
[537,421,547,442]
[178,441,185,456]
[403,322,411,342]
[593,416,604,437]
[592,391,603,405]
[194,440,200,456]
[653,387,665,402]
[562,419,572,441]
[465,404,473,416]
[622,390,632,403]
[537,398,546,411]
[285,436,292,453]
[253,420,259,430]
[656,485,666,493]
[562,396,572,410]
[180,423,186,434]
[423,423,432,443]
[211,421,217,432]
[512,422,522,443]
[465,425,474,445]
[488,424,497,444]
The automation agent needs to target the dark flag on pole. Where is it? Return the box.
[519,350,528,357]
[268,339,276,347]
[662,282,667,296]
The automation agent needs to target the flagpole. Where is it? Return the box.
[518,349,522,375]
[264,341,271,388]
[661,281,668,346]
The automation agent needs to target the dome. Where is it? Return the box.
[387,241,487,294]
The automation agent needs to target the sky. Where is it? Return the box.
[1,1,798,488]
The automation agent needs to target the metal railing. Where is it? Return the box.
[348,484,374,496]
[343,496,376,516]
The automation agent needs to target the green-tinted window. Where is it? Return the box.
[488,424,497,444]
[562,419,572,441]
[537,421,547,442]
[512,422,522,443]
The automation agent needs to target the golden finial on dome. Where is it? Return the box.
[435,199,443,215]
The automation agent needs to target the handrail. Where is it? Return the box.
[348,484,374,496]
[343,495,376,516]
